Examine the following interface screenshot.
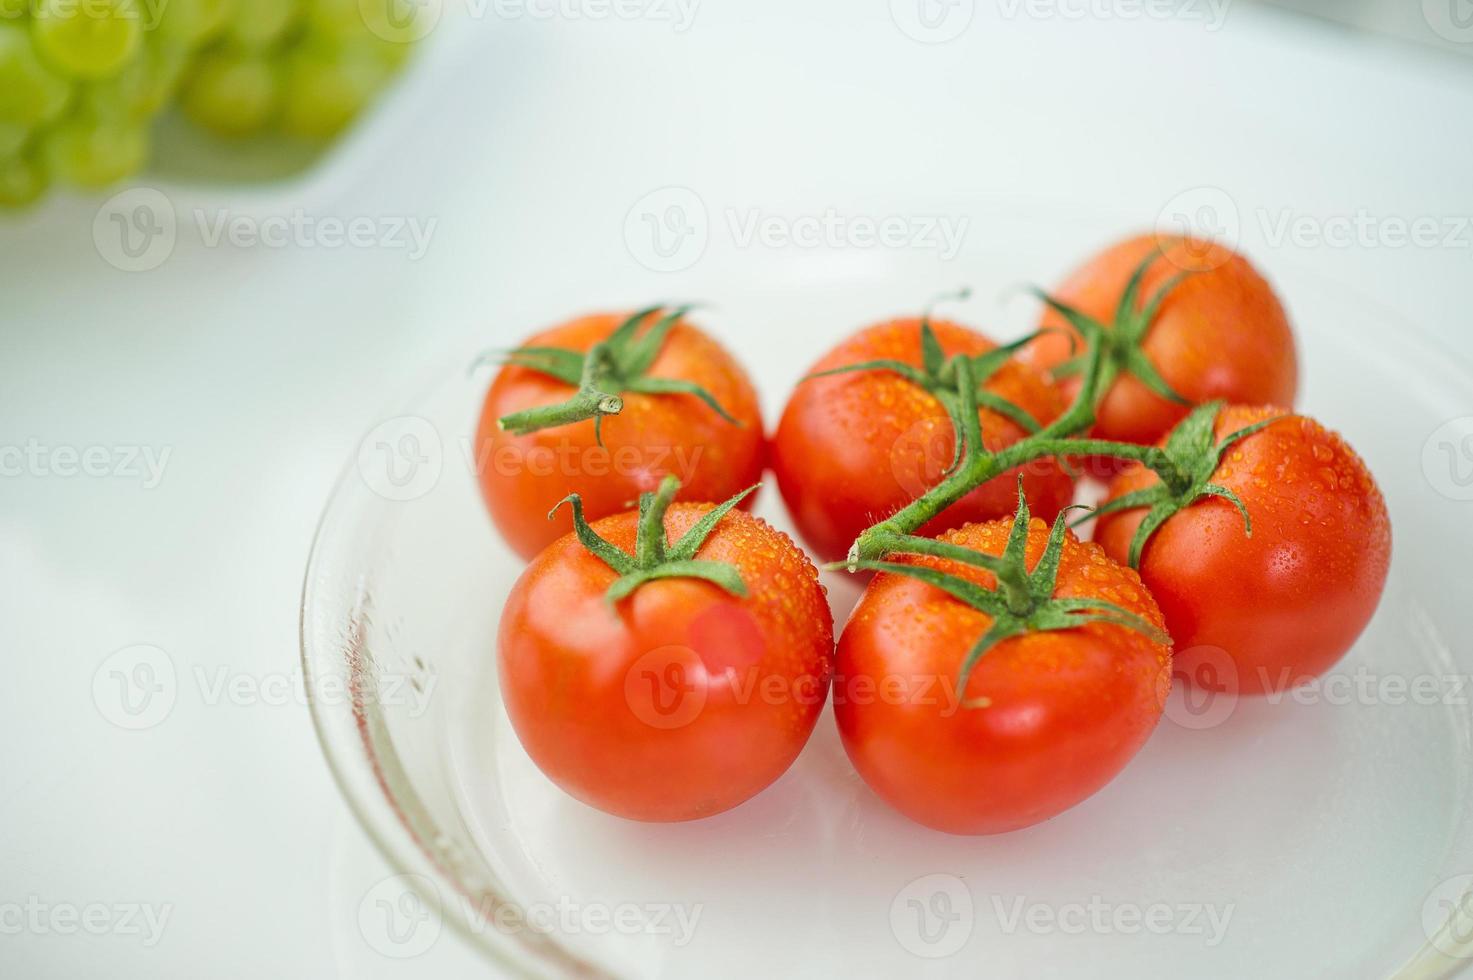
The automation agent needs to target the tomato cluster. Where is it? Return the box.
[477,234,1391,834]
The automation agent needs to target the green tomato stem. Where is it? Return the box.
[634,475,680,566]
[498,388,624,436]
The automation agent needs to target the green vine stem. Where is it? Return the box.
[844,273,1248,568]
[490,305,743,445]
[841,485,1170,708]
[549,474,758,603]
[847,313,1118,568]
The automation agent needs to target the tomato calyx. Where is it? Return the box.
[1031,248,1193,408]
[490,305,742,444]
[1088,401,1288,567]
[549,474,758,603]
[840,484,1170,708]
[804,291,1046,448]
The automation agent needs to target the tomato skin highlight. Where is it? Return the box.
[498,505,834,822]
[772,318,1075,564]
[1022,234,1299,455]
[1094,406,1392,696]
[477,312,765,560]
[834,519,1171,835]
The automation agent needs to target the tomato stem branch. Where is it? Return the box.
[847,316,1118,567]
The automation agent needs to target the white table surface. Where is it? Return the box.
[3,2,1471,976]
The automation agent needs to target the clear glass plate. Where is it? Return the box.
[301,256,1473,979]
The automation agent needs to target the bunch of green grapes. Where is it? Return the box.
[179,0,421,142]
[0,0,420,209]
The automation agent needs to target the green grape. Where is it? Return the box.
[0,120,27,157]
[31,0,144,80]
[225,0,299,49]
[301,12,416,68]
[40,110,147,188]
[359,0,433,46]
[129,40,190,114]
[0,22,72,127]
[180,48,280,137]
[303,0,360,39]
[361,28,413,68]
[154,0,234,47]
[278,40,388,139]
[0,152,48,207]
[83,39,189,118]
[309,0,429,47]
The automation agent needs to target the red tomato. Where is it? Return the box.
[1094,406,1391,696]
[835,518,1170,835]
[476,311,765,560]
[499,502,834,822]
[1022,234,1298,458]
[772,317,1074,564]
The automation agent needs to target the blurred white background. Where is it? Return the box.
[2,1,1471,976]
